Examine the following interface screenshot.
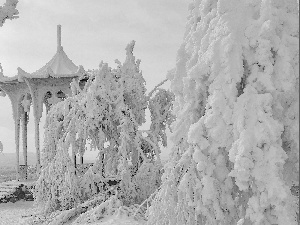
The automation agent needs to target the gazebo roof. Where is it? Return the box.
[32,47,78,77]
[0,25,84,84]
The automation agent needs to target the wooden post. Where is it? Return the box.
[74,154,77,168]
[74,154,77,175]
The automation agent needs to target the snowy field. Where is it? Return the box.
[75,215,143,225]
[0,201,35,225]
[0,201,144,225]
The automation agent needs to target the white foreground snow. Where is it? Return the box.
[0,201,144,225]
[75,215,144,225]
[0,201,35,225]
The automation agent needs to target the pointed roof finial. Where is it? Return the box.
[57,24,62,51]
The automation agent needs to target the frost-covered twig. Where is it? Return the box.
[147,78,168,100]
[133,187,159,220]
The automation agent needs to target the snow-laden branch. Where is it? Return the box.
[147,0,299,224]
[0,0,19,27]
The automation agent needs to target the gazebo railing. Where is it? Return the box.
[18,165,37,181]
[76,163,94,176]
[18,163,94,180]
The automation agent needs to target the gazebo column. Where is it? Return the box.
[21,111,28,179]
[24,78,42,172]
[14,116,20,181]
[34,117,41,171]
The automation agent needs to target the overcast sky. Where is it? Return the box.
[0,0,189,159]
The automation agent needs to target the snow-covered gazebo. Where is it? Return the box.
[0,25,85,179]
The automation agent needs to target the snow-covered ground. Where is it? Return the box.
[0,201,35,225]
[0,201,144,225]
[75,215,143,225]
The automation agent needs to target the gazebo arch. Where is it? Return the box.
[0,25,86,180]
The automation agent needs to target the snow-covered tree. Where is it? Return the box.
[0,0,18,27]
[34,41,175,213]
[147,0,299,224]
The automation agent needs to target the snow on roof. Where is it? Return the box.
[0,25,84,84]
[31,46,78,77]
[0,64,18,83]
